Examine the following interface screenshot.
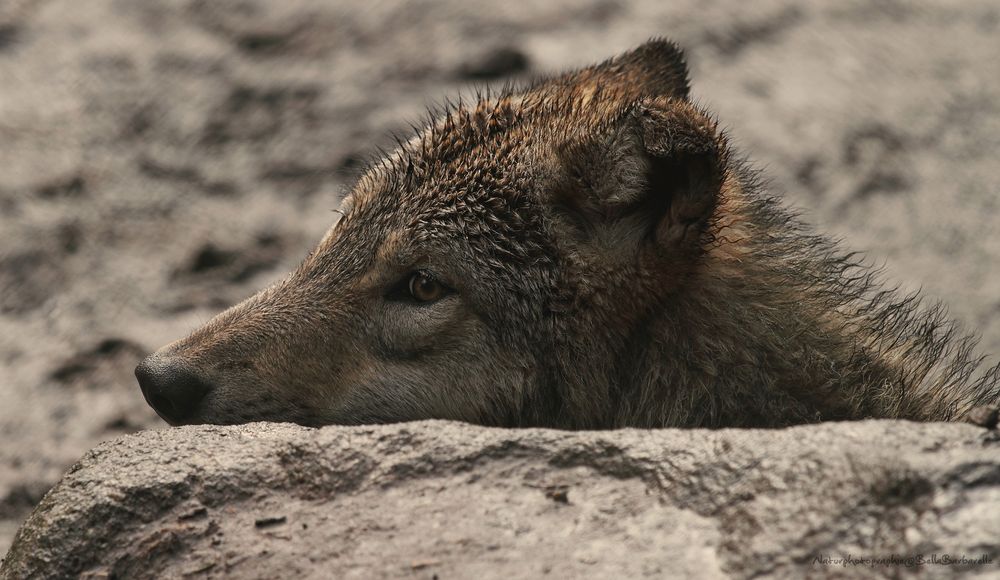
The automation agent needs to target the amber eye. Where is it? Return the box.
[408,271,446,303]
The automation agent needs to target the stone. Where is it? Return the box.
[3,420,999,578]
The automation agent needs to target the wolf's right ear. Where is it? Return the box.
[553,97,728,263]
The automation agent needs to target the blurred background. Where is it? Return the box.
[2,0,999,556]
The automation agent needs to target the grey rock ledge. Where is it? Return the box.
[2,420,999,579]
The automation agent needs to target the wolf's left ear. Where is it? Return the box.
[592,39,691,100]
[540,40,691,105]
[555,97,728,258]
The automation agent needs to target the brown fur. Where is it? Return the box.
[137,40,1000,428]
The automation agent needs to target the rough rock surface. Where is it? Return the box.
[3,420,999,579]
[3,0,1000,558]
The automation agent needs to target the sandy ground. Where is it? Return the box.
[1,0,999,556]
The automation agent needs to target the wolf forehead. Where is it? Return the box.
[326,40,695,257]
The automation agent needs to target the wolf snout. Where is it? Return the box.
[135,355,212,425]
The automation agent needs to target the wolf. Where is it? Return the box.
[135,40,999,429]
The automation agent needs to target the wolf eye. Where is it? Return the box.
[408,271,447,302]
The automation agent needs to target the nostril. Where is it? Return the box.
[135,355,213,425]
[149,394,177,419]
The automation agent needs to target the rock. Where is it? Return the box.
[967,405,1000,430]
[3,420,999,578]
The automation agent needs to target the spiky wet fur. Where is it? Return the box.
[143,40,999,429]
[607,161,1000,427]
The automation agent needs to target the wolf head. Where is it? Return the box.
[136,40,733,428]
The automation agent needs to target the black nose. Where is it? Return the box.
[135,356,212,425]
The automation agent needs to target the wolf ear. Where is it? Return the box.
[606,39,691,100]
[551,39,691,101]
[554,97,727,258]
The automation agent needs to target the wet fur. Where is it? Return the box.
[144,40,1000,429]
